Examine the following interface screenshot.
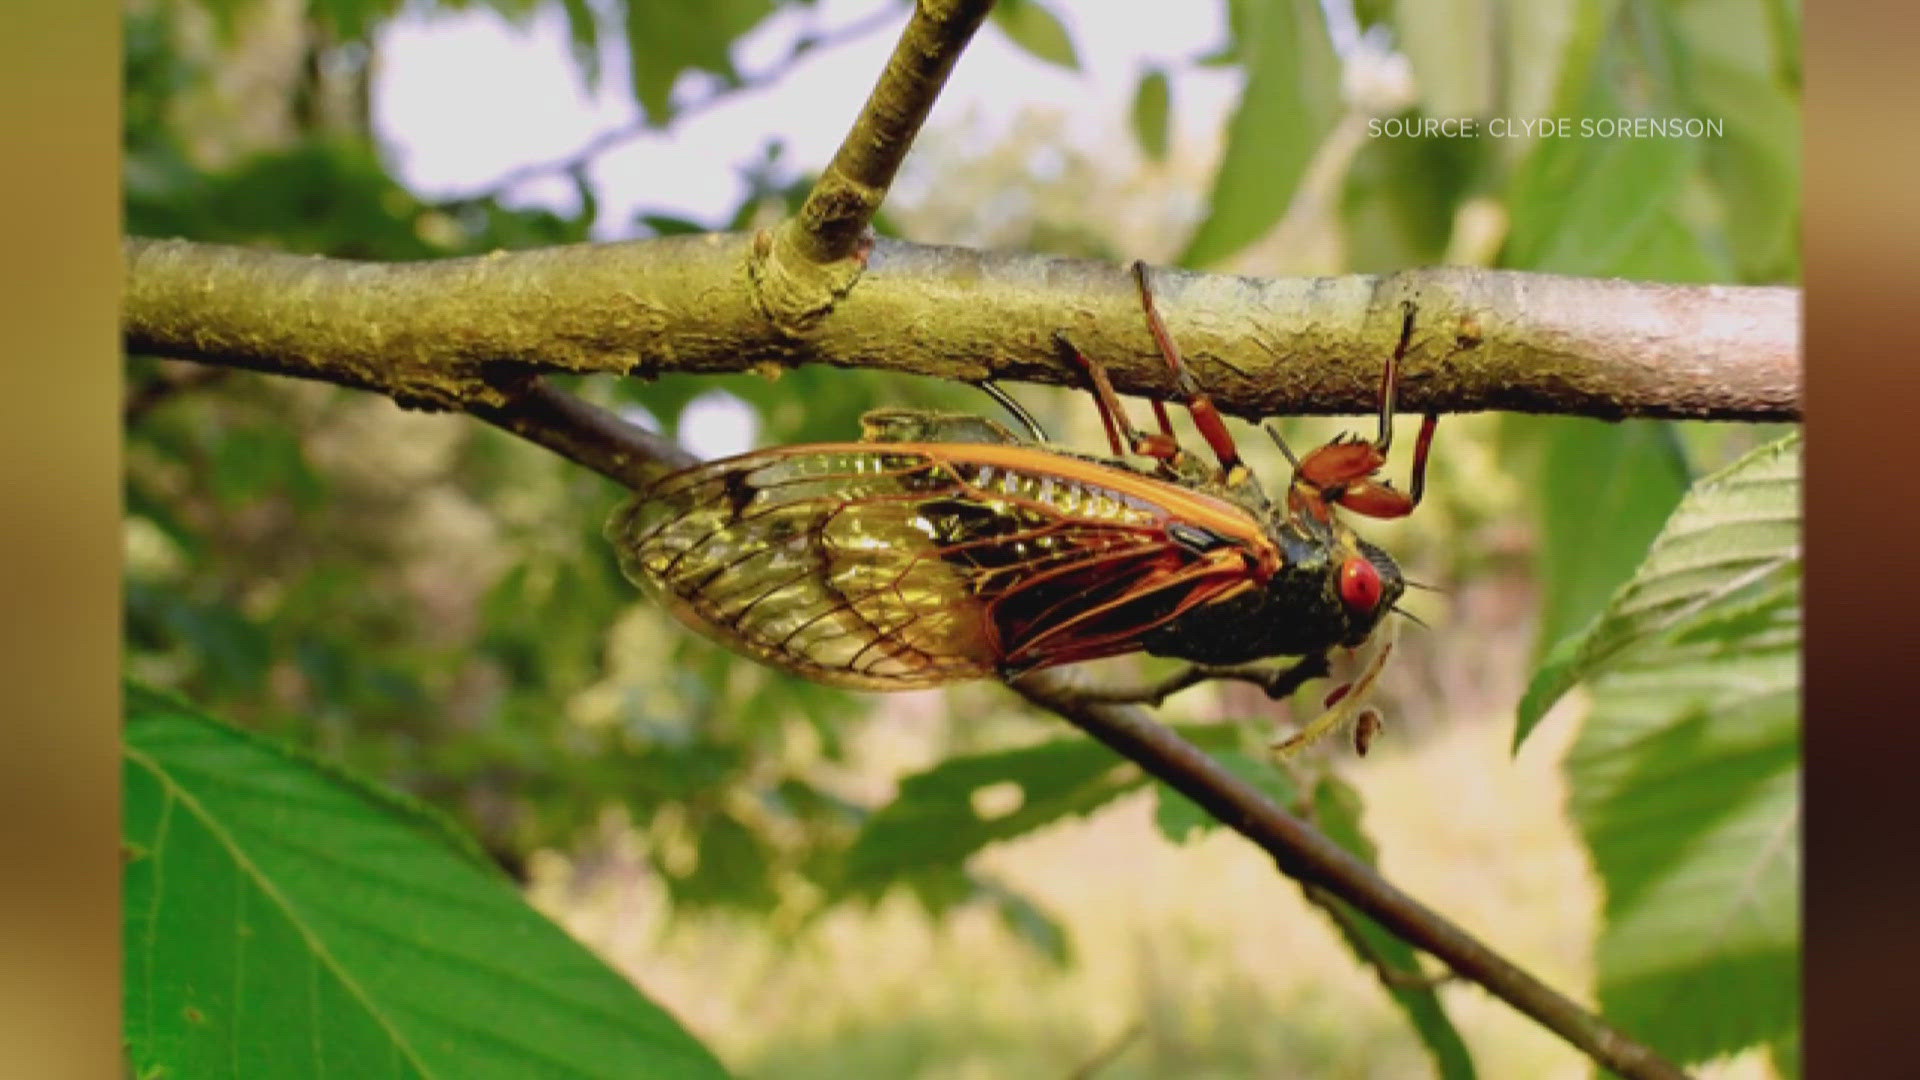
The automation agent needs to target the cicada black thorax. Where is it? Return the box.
[1140,513,1406,666]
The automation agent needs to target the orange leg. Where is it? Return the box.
[1053,331,1182,463]
[1132,261,1245,480]
[1290,303,1440,522]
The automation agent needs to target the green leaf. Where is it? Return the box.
[210,423,323,511]
[839,736,1150,894]
[1308,776,1477,1080]
[623,0,776,125]
[1545,432,1802,1062]
[1504,126,1700,276]
[1151,748,1294,843]
[125,583,275,697]
[1130,67,1172,162]
[662,810,780,912]
[1517,431,1800,741]
[639,213,712,237]
[124,681,729,1080]
[843,725,1241,895]
[1499,0,1592,122]
[990,0,1080,70]
[1517,417,1692,668]
[1180,0,1341,267]
[1501,12,1717,282]
[1392,0,1495,117]
[1568,578,1800,1060]
[1683,51,1800,280]
[1771,1025,1801,1080]
[1339,121,1485,271]
[976,875,1072,966]
[559,0,604,91]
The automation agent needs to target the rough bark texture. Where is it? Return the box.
[124,234,1801,423]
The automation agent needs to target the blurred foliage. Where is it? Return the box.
[125,0,1798,1073]
[989,0,1079,71]
[1178,0,1340,268]
[1153,755,1474,1079]
[1129,65,1172,162]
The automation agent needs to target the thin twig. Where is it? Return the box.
[447,3,910,207]
[1011,667,1692,1080]
[785,0,994,265]
[457,376,1669,1073]
[465,372,692,489]
[743,0,996,335]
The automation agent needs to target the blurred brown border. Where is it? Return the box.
[1806,1,1920,1073]
[0,0,120,1075]
[0,0,1891,1073]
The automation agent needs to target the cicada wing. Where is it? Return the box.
[610,443,1273,688]
[992,550,1257,670]
[610,446,1002,689]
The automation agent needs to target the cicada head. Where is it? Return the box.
[1331,534,1406,647]
[1271,517,1405,649]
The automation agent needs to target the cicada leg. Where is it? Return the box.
[1131,261,1252,487]
[1053,331,1184,465]
[1066,652,1330,708]
[976,379,1048,442]
[1288,302,1441,523]
[1272,622,1397,758]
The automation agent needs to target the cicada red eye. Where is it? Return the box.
[1338,555,1383,614]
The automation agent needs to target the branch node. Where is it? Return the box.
[748,222,870,335]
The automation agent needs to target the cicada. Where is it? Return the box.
[609,262,1438,751]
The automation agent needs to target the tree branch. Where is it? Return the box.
[1010,669,1691,1080]
[786,0,992,266]
[123,234,1801,422]
[465,373,692,490]
[751,0,995,333]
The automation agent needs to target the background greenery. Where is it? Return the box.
[124,0,1800,1075]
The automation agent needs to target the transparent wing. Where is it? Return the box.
[609,444,1262,689]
